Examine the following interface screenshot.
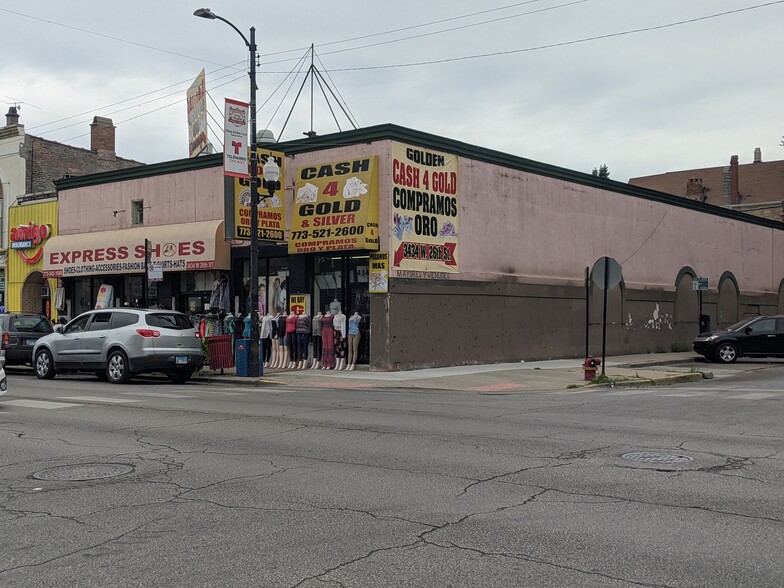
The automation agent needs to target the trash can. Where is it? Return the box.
[235,339,250,377]
[699,314,711,334]
[207,335,234,370]
[234,339,263,377]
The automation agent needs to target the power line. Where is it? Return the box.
[315,0,784,72]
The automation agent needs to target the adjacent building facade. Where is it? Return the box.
[49,124,784,370]
[0,106,143,318]
[630,148,784,222]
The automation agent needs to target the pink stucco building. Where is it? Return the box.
[50,125,784,370]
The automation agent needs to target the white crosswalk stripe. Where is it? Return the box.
[2,399,82,410]
[57,396,141,404]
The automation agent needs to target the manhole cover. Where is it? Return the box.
[33,463,134,481]
[622,452,693,464]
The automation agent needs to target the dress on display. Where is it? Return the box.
[321,314,335,368]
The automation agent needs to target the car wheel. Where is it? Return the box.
[94,370,109,381]
[35,349,56,380]
[715,342,739,363]
[167,370,193,384]
[106,350,131,384]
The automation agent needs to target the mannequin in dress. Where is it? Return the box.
[331,300,347,371]
[320,310,336,369]
[310,312,323,369]
[268,311,279,367]
[346,312,362,370]
[295,312,311,369]
[285,312,297,369]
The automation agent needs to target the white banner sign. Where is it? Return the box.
[224,98,249,179]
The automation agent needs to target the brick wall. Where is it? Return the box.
[21,136,143,194]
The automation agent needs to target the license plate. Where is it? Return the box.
[26,339,36,346]
[175,356,188,365]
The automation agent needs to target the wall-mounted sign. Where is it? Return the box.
[289,156,379,254]
[390,142,459,274]
[289,294,310,316]
[10,222,52,264]
[692,277,709,291]
[233,149,286,242]
[368,252,389,293]
[223,98,249,178]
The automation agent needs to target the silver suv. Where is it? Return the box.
[33,309,203,384]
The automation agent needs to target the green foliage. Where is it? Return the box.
[670,342,691,352]
[591,163,610,178]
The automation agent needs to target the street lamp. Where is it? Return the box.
[194,7,262,377]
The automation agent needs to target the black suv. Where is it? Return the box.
[693,315,784,363]
[0,313,54,366]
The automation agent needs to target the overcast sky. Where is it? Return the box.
[3,0,783,181]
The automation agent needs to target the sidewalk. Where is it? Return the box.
[195,352,714,393]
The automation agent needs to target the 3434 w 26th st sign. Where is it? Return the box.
[289,156,379,254]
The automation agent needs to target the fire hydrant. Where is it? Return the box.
[583,357,601,381]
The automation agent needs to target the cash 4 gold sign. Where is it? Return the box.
[11,222,52,264]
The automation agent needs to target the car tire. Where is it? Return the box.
[34,349,56,380]
[106,350,132,384]
[715,342,739,363]
[94,371,109,381]
[167,370,193,384]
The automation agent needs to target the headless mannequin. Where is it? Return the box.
[346,311,362,370]
[321,311,335,369]
[286,312,297,369]
[261,311,273,368]
[311,311,323,369]
[275,312,288,368]
[295,312,310,370]
[333,309,347,371]
[268,312,279,368]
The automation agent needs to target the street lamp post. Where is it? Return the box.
[194,7,262,376]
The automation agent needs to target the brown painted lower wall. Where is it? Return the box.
[369,278,781,371]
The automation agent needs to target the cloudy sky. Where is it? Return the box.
[3,0,783,181]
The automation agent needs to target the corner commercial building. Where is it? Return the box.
[48,124,784,370]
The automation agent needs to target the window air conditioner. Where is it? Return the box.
[41,286,50,298]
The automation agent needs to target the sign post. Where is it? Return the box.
[592,257,623,376]
[693,277,709,333]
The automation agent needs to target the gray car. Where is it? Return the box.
[33,309,204,384]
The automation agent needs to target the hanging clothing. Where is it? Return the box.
[210,275,231,313]
[321,314,335,368]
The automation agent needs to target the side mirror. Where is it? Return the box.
[744,327,753,334]
[56,326,64,334]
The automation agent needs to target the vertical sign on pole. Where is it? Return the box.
[592,257,623,377]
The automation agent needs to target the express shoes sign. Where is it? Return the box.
[11,222,52,264]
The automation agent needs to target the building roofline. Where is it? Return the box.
[54,123,784,231]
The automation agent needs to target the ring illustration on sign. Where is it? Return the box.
[343,177,368,198]
[296,183,318,203]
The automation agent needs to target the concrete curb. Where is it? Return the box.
[579,371,706,390]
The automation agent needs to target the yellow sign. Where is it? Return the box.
[390,142,459,273]
[234,149,286,241]
[289,294,310,315]
[289,156,379,254]
[368,252,389,293]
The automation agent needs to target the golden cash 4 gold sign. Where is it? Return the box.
[289,156,379,254]
[234,149,286,241]
[391,142,459,273]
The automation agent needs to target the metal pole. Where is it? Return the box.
[584,266,589,360]
[143,239,150,309]
[698,289,703,334]
[248,26,261,377]
[601,256,609,376]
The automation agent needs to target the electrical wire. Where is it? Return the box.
[619,207,671,266]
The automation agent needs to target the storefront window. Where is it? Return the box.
[314,255,343,315]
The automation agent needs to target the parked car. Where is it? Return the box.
[33,309,203,384]
[0,354,7,397]
[0,313,54,366]
[693,315,784,363]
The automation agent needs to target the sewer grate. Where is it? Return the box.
[622,452,693,464]
[33,463,134,481]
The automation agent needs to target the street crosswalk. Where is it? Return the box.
[0,385,248,414]
[545,386,782,400]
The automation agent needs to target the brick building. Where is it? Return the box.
[629,149,784,223]
[0,106,143,315]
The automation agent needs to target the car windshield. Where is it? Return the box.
[11,316,53,333]
[145,313,193,330]
[725,318,758,332]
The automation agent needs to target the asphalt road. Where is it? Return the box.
[1,364,782,587]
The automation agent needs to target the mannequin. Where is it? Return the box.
[320,309,336,369]
[275,312,288,368]
[269,311,279,368]
[286,312,297,368]
[295,311,311,369]
[331,300,347,371]
[261,311,274,368]
[310,311,323,369]
[346,311,362,370]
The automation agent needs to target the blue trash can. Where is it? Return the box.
[235,339,249,377]
[234,339,264,377]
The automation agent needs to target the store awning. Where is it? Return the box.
[43,220,229,278]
